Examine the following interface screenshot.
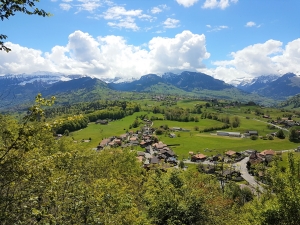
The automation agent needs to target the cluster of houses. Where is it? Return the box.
[271,117,300,128]
[189,150,245,163]
[97,126,154,150]
[194,148,279,184]
[138,141,177,169]
[194,150,244,181]
[247,149,276,166]
[96,124,178,169]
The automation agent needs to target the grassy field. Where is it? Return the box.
[153,119,224,131]
[71,110,299,155]
[176,99,208,109]
[71,111,158,149]
[70,100,300,157]
[156,131,298,159]
[230,117,281,136]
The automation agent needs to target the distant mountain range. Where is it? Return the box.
[236,75,278,92]
[108,71,232,92]
[236,73,300,99]
[0,71,299,110]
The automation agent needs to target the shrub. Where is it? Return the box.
[268,135,274,140]
[179,161,185,169]
[250,135,258,140]
[155,129,163,135]
[64,129,70,136]
[276,129,285,139]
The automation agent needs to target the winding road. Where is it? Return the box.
[233,157,264,193]
[252,118,289,132]
[184,158,264,192]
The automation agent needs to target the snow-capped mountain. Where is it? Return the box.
[228,77,254,87]
[236,75,279,92]
[0,72,86,86]
[102,76,137,84]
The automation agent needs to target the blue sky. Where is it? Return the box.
[1,0,299,84]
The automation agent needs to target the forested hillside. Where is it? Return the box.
[1,95,300,224]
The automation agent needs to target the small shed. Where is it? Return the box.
[169,133,176,138]
[191,154,207,162]
[248,130,258,136]
[225,150,236,157]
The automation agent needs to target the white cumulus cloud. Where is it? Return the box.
[0,30,210,80]
[151,4,168,14]
[163,18,180,28]
[60,3,72,11]
[76,0,102,12]
[210,39,300,83]
[245,21,256,27]
[107,17,139,31]
[102,6,143,19]
[202,0,238,10]
[207,25,228,32]
[148,30,210,72]
[245,21,261,28]
[100,6,153,31]
[176,0,198,8]
[2,31,299,83]
[0,43,54,74]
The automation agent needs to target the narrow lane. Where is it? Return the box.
[233,157,264,193]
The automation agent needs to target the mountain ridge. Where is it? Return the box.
[1,71,299,111]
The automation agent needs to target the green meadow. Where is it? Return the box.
[158,132,297,158]
[69,99,300,156]
[153,119,223,131]
[71,111,163,149]
[176,99,209,109]
[71,108,299,157]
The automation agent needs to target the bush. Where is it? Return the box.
[64,129,70,136]
[276,129,285,139]
[250,135,258,140]
[155,129,163,135]
[268,135,274,140]
[179,161,185,169]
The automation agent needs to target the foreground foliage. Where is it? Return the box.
[1,95,300,224]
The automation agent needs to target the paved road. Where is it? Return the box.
[184,149,296,193]
[233,157,264,193]
[184,157,265,193]
[253,118,289,132]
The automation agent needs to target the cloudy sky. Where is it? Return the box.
[1,0,299,83]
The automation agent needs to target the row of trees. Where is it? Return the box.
[55,114,89,134]
[164,107,200,122]
[200,124,231,133]
[54,103,141,134]
[45,100,141,118]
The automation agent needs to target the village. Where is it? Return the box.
[94,118,286,192]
